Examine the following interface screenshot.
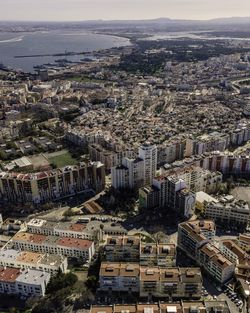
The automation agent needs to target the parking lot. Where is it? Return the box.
[203,277,245,313]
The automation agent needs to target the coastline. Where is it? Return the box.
[0,30,132,72]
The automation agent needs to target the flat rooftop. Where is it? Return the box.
[0,267,20,283]
[17,269,50,285]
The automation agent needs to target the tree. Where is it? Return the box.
[46,272,78,295]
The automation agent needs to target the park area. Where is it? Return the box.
[47,150,78,168]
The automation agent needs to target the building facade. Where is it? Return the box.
[0,267,50,298]
[0,161,105,204]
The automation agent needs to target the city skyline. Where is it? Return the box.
[0,0,250,21]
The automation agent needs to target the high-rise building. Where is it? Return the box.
[138,143,157,186]
[139,176,196,218]
[111,144,157,190]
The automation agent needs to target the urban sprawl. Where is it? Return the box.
[0,22,250,313]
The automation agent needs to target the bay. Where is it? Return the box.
[0,30,131,72]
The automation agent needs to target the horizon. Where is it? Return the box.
[1,16,250,24]
[1,0,250,22]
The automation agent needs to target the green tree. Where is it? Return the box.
[46,272,78,294]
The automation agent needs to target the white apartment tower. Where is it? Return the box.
[139,143,157,186]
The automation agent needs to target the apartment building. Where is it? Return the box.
[198,243,235,284]
[99,262,140,293]
[185,132,230,157]
[89,143,121,171]
[237,233,250,252]
[230,122,250,146]
[99,263,202,300]
[201,153,250,177]
[178,220,235,284]
[27,218,99,240]
[90,300,232,313]
[11,232,95,262]
[103,235,176,267]
[139,143,157,186]
[204,195,250,227]
[0,161,105,204]
[162,152,250,178]
[219,240,249,265]
[104,236,140,262]
[177,222,209,259]
[160,166,222,194]
[112,144,157,190]
[140,175,196,218]
[0,249,68,274]
[65,128,103,147]
[0,267,50,297]
[110,164,129,189]
[140,243,176,267]
[88,138,137,172]
[157,141,185,166]
[187,220,216,240]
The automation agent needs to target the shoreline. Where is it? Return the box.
[0,30,132,73]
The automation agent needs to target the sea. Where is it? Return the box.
[0,30,131,72]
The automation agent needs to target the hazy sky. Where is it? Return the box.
[1,0,250,21]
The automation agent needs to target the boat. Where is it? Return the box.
[33,65,46,70]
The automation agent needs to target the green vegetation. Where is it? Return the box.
[46,272,78,294]
[48,151,78,168]
[97,188,138,217]
[31,272,78,313]
[67,75,108,84]
[86,253,102,292]
[113,38,250,75]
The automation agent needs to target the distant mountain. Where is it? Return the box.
[78,16,250,26]
[208,17,250,24]
[83,16,250,23]
[1,16,250,28]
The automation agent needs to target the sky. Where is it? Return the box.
[0,0,250,21]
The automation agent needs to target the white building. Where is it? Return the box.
[16,269,50,297]
[0,267,50,298]
[204,195,250,227]
[11,232,95,262]
[0,249,68,275]
[26,218,99,240]
[111,143,157,190]
[138,143,157,186]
